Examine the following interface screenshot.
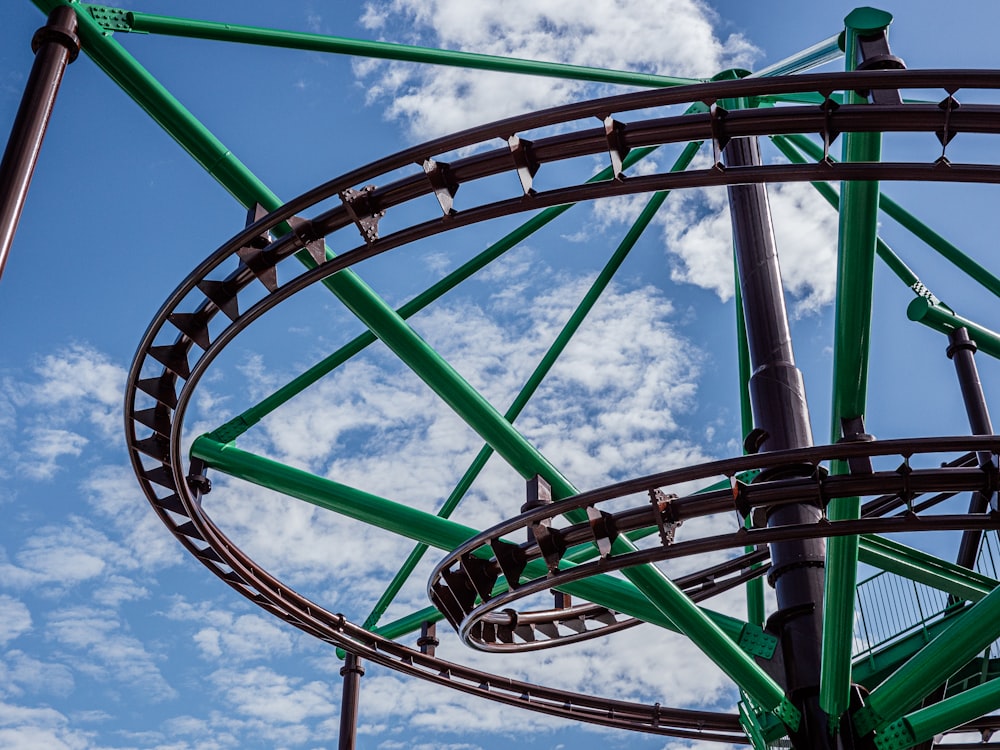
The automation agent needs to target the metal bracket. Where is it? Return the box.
[737,622,777,659]
[340,185,384,244]
[508,135,539,195]
[83,5,137,34]
[602,116,630,180]
[422,158,459,215]
[648,489,679,546]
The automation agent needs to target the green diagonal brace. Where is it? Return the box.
[858,535,997,603]
[855,579,1000,735]
[191,434,793,720]
[820,8,891,723]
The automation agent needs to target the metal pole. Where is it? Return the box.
[0,5,79,280]
[338,653,365,750]
[724,134,828,747]
[949,327,997,569]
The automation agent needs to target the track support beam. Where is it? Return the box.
[725,133,820,744]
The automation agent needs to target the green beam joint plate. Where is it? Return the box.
[738,622,778,659]
[873,718,917,750]
[82,5,138,34]
[774,697,802,733]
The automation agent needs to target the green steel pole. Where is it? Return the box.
[124,10,701,89]
[858,535,996,603]
[363,141,702,628]
[30,1,581,496]
[774,132,1000,300]
[191,435,794,718]
[855,581,1000,735]
[213,145,662,442]
[907,297,1000,360]
[876,675,1000,749]
[820,7,892,725]
[735,262,765,628]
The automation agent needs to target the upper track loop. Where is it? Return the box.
[125,70,1000,743]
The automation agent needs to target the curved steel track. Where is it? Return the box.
[125,70,1000,744]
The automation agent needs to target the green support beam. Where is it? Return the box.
[855,581,1000,735]
[122,9,702,89]
[820,7,892,724]
[858,535,997,603]
[907,297,1000,361]
[190,434,796,721]
[363,140,702,629]
[774,132,1000,301]
[876,674,1000,749]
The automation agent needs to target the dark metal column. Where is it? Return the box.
[949,327,997,569]
[725,136,829,748]
[338,652,365,750]
[0,6,80,281]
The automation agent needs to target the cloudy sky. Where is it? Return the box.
[1,1,999,749]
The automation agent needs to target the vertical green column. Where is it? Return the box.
[735,267,765,628]
[820,6,893,727]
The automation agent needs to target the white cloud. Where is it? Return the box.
[657,167,839,316]
[82,464,184,572]
[19,344,126,439]
[46,606,176,701]
[165,598,296,663]
[0,702,91,750]
[356,0,758,138]
[0,596,31,645]
[19,428,88,481]
[0,521,109,592]
[0,650,75,699]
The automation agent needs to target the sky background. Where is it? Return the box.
[1,1,999,749]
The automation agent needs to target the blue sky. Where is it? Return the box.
[1,1,999,749]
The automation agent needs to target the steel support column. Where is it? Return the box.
[0,5,79,280]
[338,653,364,750]
[949,327,997,569]
[724,135,826,746]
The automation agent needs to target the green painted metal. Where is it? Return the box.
[124,9,702,89]
[191,434,797,718]
[879,675,1000,749]
[210,143,661,443]
[858,535,997,603]
[856,582,1000,734]
[850,605,968,689]
[735,266,765,628]
[820,8,890,722]
[774,132,1000,300]
[907,296,1000,360]
[770,134,934,295]
[363,141,702,629]
[190,434,753,638]
[36,2,582,500]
